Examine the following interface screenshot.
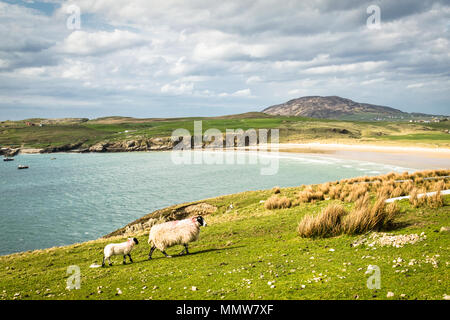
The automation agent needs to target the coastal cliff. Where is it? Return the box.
[0,137,177,155]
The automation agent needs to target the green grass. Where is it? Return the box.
[1,113,449,149]
[379,133,450,141]
[0,125,114,148]
[0,187,448,300]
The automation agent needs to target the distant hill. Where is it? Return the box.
[262,96,444,120]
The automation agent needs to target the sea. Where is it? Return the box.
[0,150,413,255]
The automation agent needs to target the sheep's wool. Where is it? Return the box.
[104,239,135,258]
[149,218,201,251]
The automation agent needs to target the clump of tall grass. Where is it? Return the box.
[391,185,404,198]
[298,187,325,203]
[298,190,313,203]
[426,181,444,208]
[435,180,445,191]
[401,171,410,179]
[384,202,401,225]
[264,195,291,210]
[409,187,427,208]
[346,184,368,202]
[381,172,397,181]
[297,204,347,238]
[409,188,419,207]
[319,182,331,194]
[342,196,398,235]
[329,185,342,200]
[354,192,370,210]
[339,185,351,202]
[376,182,393,199]
[403,181,414,193]
[298,197,402,238]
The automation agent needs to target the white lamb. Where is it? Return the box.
[148,215,207,259]
[102,237,139,267]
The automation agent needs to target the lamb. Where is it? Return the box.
[102,237,139,267]
[148,215,207,259]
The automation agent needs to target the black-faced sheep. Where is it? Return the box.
[148,216,207,259]
[102,237,139,267]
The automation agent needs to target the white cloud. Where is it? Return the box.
[406,83,424,89]
[361,78,385,85]
[303,61,386,74]
[246,76,262,84]
[219,88,252,97]
[0,0,449,119]
[16,67,46,77]
[161,82,194,95]
[232,88,251,97]
[60,59,94,80]
[57,29,146,55]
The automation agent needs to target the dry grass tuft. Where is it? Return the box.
[319,182,331,194]
[426,183,444,208]
[329,185,342,200]
[391,185,404,198]
[376,182,393,199]
[295,169,449,238]
[346,184,368,202]
[342,196,398,235]
[354,192,370,210]
[403,181,414,193]
[338,185,351,202]
[298,189,324,203]
[297,203,347,238]
[264,195,292,210]
[409,188,419,207]
[384,202,400,226]
[409,188,427,208]
[433,180,445,192]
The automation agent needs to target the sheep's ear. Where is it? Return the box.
[133,238,139,244]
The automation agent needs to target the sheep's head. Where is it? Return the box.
[196,216,207,227]
[128,237,139,245]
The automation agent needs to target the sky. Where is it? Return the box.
[0,0,449,120]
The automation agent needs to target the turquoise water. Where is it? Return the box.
[0,151,411,255]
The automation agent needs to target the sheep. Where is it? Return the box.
[148,215,207,259]
[102,237,139,267]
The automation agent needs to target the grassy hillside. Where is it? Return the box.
[0,170,448,300]
[1,113,449,149]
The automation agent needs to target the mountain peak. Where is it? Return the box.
[262,96,407,120]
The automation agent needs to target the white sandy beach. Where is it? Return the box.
[242,143,450,170]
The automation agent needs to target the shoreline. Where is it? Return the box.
[10,141,450,170]
[241,143,450,170]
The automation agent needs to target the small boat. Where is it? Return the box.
[3,157,14,161]
[17,165,29,169]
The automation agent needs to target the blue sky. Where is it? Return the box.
[0,0,449,120]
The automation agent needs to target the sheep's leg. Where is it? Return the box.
[148,246,156,260]
[108,257,112,266]
[162,250,172,258]
[127,253,133,263]
[178,244,189,255]
[102,256,105,267]
[123,255,127,265]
